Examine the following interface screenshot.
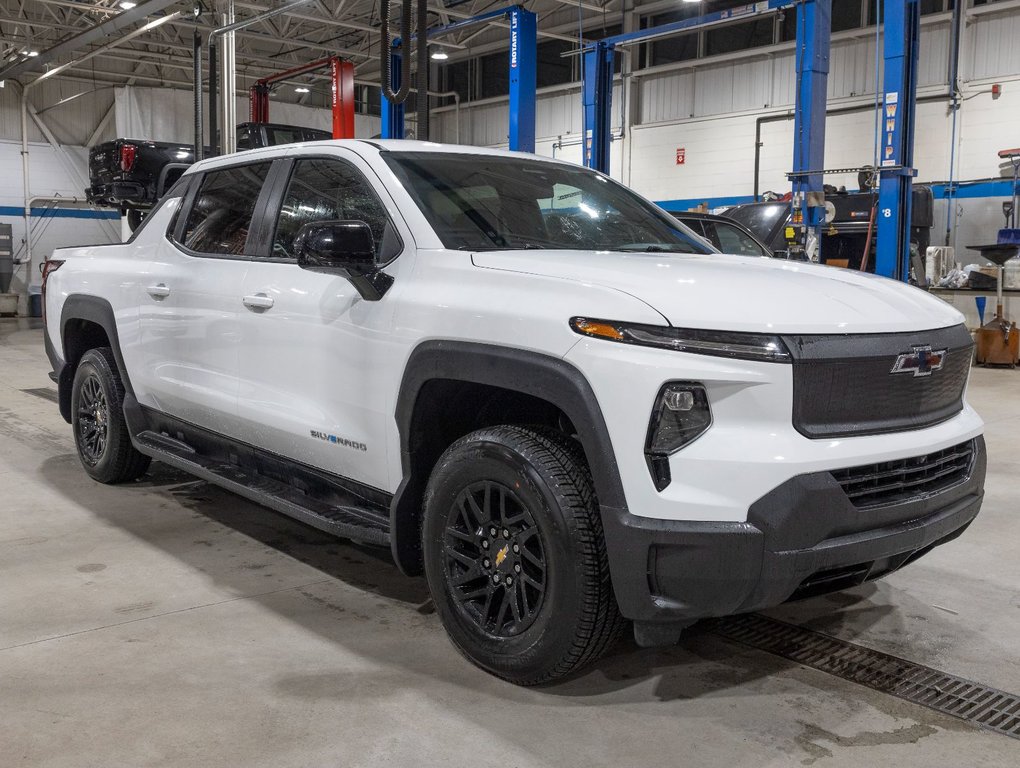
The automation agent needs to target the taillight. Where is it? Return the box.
[120,143,137,172]
[40,259,64,325]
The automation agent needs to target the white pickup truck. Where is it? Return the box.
[43,141,986,684]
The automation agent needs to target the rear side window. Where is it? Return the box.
[181,162,271,255]
[271,157,399,262]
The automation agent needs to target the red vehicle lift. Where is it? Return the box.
[249,56,356,139]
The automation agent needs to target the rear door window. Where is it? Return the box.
[181,162,271,255]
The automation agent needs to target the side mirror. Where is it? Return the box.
[294,220,392,301]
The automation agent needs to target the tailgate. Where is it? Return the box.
[89,142,120,185]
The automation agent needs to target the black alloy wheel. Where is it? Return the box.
[75,372,109,466]
[71,347,151,484]
[443,480,547,638]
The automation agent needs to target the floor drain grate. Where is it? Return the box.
[708,613,1020,740]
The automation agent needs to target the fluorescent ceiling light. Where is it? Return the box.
[25,50,39,57]
[431,49,449,61]
[294,86,310,93]
[119,1,137,8]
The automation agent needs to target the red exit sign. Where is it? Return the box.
[675,147,686,165]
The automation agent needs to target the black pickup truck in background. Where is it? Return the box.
[86,122,332,229]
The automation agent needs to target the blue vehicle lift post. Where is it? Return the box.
[581,41,615,172]
[381,5,537,152]
[875,0,921,281]
[789,0,832,259]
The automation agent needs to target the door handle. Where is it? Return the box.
[146,283,170,299]
[242,292,274,310]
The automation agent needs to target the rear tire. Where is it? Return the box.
[71,347,150,484]
[422,425,624,685]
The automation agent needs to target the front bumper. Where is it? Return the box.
[603,435,986,625]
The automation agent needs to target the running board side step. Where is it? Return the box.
[133,430,391,547]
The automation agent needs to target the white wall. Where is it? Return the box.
[0,140,120,306]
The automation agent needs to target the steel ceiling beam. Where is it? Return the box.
[0,0,181,81]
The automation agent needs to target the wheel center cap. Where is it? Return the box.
[494,543,510,569]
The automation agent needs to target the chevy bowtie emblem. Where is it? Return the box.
[890,346,947,377]
[495,544,509,567]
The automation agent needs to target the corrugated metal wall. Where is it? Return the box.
[636,21,953,127]
[969,6,1020,80]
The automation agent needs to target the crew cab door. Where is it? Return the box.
[135,159,272,436]
[235,152,407,492]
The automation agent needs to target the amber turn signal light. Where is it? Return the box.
[570,317,625,341]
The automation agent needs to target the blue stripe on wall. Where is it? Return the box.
[929,180,1017,199]
[655,180,1017,212]
[656,195,757,211]
[0,206,120,220]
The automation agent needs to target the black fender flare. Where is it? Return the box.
[56,294,135,422]
[389,340,628,575]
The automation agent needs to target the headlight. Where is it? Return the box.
[645,382,712,491]
[570,317,791,362]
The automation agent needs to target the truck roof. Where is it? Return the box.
[182,139,553,176]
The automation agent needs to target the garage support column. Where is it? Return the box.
[582,41,615,174]
[790,0,831,261]
[875,0,920,281]
[221,1,237,156]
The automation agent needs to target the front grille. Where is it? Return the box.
[785,324,973,438]
[832,439,975,508]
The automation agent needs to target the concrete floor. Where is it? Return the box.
[1,317,1018,768]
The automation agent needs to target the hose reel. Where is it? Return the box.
[379,0,429,140]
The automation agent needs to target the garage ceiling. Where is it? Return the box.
[0,0,638,96]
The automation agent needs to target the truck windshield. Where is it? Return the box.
[382,152,713,254]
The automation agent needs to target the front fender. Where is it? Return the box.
[389,341,628,575]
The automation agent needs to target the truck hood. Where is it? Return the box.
[471,250,963,334]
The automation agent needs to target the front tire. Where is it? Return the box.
[422,425,624,685]
[71,347,150,484]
